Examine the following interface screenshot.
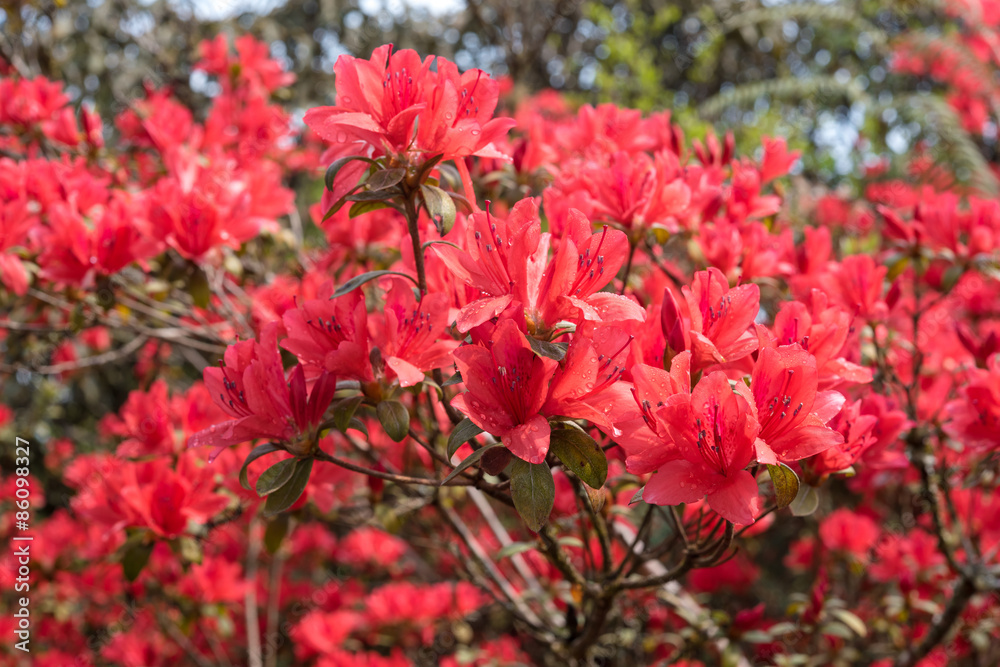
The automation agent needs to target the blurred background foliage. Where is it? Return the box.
[1,0,996,193]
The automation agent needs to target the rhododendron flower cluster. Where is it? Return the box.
[4,28,1000,667]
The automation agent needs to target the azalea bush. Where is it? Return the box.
[2,16,1000,667]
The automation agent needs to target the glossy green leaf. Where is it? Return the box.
[766,463,800,510]
[122,540,154,582]
[256,457,298,496]
[325,155,375,191]
[239,443,282,491]
[550,428,608,489]
[349,200,392,218]
[376,400,410,442]
[421,183,457,235]
[510,458,555,532]
[263,459,313,515]
[332,270,417,298]
[447,417,483,459]
[527,336,568,361]
[366,167,406,191]
[264,514,290,554]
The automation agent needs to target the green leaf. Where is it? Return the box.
[376,400,410,442]
[240,443,282,491]
[527,336,568,361]
[366,167,406,191]
[766,463,800,510]
[550,428,608,489]
[188,267,211,309]
[414,153,444,184]
[790,483,820,516]
[346,188,401,202]
[447,417,484,459]
[421,239,463,251]
[940,264,964,293]
[325,155,375,191]
[332,395,365,433]
[441,440,504,485]
[264,514,290,555]
[349,200,392,218]
[629,487,644,505]
[557,536,584,548]
[122,540,154,582]
[346,416,369,438]
[441,371,463,387]
[256,457,298,496]
[332,270,418,298]
[421,184,457,235]
[509,458,555,532]
[263,459,313,516]
[831,609,868,637]
[496,542,537,560]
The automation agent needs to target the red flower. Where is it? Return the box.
[822,255,888,321]
[819,509,880,559]
[37,197,159,287]
[749,345,845,464]
[451,319,558,464]
[100,380,178,458]
[0,199,33,295]
[945,354,1000,452]
[281,284,373,383]
[662,267,760,370]
[759,136,800,183]
[189,322,338,459]
[304,45,514,203]
[369,278,460,387]
[637,371,762,525]
[119,456,229,538]
[543,323,635,435]
[772,289,872,387]
[436,198,642,334]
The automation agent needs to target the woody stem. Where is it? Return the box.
[403,191,428,295]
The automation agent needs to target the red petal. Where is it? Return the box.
[706,469,760,525]
[503,415,550,464]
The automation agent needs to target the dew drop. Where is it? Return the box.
[336,131,348,143]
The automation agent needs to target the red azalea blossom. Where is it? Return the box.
[636,371,762,524]
[304,44,515,203]
[749,345,845,464]
[282,284,374,383]
[369,277,461,387]
[662,267,760,370]
[451,319,558,463]
[437,198,642,334]
[189,321,338,459]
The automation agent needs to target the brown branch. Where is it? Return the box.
[245,518,264,667]
[894,577,976,667]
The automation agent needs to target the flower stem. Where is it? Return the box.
[403,193,428,295]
